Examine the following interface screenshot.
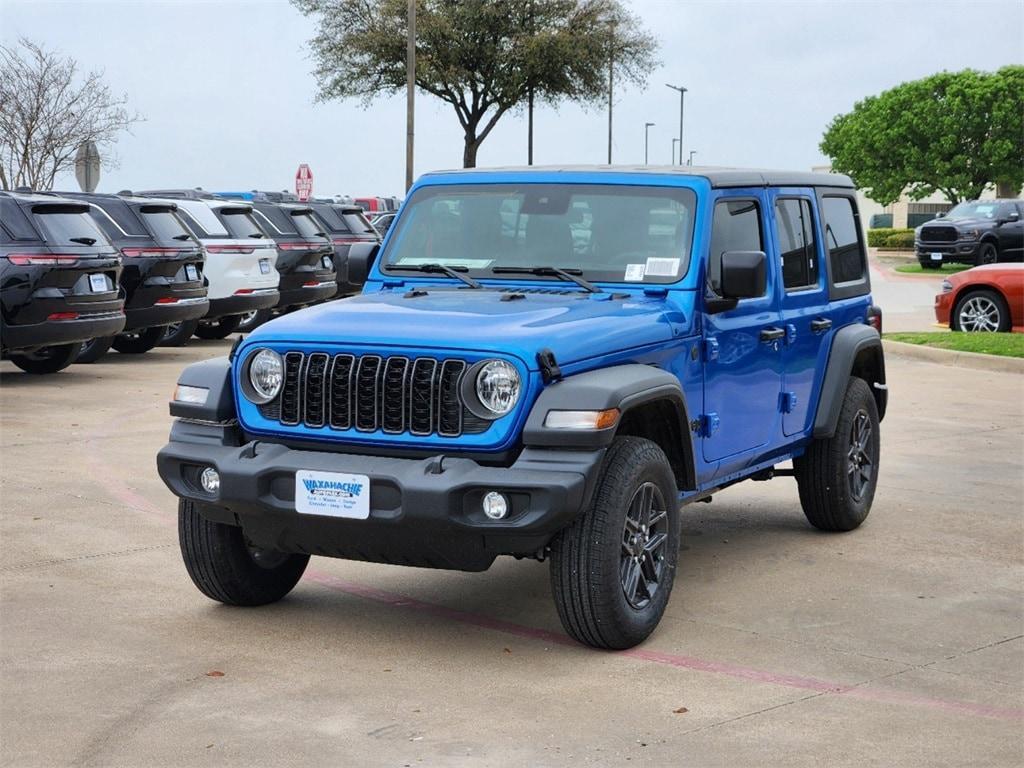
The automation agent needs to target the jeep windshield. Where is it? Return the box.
[380,183,696,285]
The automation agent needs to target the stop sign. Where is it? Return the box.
[295,164,313,201]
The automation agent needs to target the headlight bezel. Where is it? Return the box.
[241,347,284,405]
[462,358,522,419]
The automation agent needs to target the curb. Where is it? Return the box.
[883,340,1024,374]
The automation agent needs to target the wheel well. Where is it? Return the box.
[616,399,695,491]
[953,283,1009,316]
[851,346,886,420]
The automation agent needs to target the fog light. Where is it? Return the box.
[482,491,508,520]
[200,467,220,494]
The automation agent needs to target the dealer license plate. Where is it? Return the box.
[930,252,943,261]
[295,470,370,519]
[259,258,271,274]
[185,264,199,281]
[88,273,107,292]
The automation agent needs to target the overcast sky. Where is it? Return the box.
[2,0,1021,198]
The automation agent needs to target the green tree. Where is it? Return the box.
[292,0,658,168]
[821,66,1024,205]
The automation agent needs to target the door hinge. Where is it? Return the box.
[780,391,798,413]
[692,412,720,437]
[703,337,720,362]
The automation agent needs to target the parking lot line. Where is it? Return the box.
[305,570,1024,723]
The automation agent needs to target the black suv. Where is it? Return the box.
[60,193,208,361]
[0,191,125,374]
[915,199,1024,268]
[242,202,337,330]
[307,202,380,296]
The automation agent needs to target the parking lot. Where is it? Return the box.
[0,336,1020,767]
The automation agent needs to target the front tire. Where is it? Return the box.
[111,326,165,354]
[977,242,998,265]
[550,437,679,649]
[178,499,309,606]
[8,343,79,374]
[794,377,880,532]
[952,289,1010,332]
[194,315,241,340]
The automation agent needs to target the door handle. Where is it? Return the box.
[760,327,785,343]
[810,318,833,333]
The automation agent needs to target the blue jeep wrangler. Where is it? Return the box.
[158,167,887,649]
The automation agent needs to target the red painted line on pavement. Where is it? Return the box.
[307,571,1024,723]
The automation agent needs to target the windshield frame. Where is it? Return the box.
[378,182,697,286]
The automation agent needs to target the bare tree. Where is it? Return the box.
[0,38,143,191]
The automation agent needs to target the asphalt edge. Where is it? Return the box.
[883,339,1024,374]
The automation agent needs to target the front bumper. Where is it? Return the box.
[934,291,954,327]
[157,420,604,571]
[916,242,979,265]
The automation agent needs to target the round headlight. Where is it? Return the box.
[475,360,521,416]
[246,348,283,404]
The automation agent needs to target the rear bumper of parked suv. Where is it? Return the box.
[206,289,280,319]
[3,310,126,352]
[157,420,604,571]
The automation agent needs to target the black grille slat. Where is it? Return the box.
[280,352,304,425]
[328,354,355,429]
[355,355,382,431]
[409,358,437,435]
[437,360,466,437]
[265,351,491,438]
[382,357,409,433]
[920,225,957,243]
[303,353,329,427]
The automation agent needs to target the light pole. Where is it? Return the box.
[405,0,415,191]
[665,83,687,166]
[644,122,655,165]
[671,138,679,166]
[687,150,697,166]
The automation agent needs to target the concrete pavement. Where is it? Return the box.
[1,342,1021,767]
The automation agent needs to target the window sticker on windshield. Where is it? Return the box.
[975,205,995,216]
[624,263,646,281]
[644,257,679,277]
[398,257,493,269]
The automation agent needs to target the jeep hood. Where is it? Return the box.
[248,288,686,368]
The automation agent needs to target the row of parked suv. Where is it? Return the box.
[0,189,381,373]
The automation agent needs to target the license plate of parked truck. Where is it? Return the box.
[159,167,887,650]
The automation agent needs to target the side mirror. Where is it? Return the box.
[1001,211,1020,225]
[346,242,380,287]
[936,212,946,218]
[720,250,767,300]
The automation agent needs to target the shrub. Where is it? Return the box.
[884,231,916,249]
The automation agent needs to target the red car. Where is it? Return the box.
[934,263,1024,332]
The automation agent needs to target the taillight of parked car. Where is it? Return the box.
[278,242,325,250]
[5,254,83,265]
[206,245,256,254]
[120,247,193,258]
[867,305,883,334]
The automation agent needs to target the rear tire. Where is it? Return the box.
[8,343,80,374]
[112,326,165,354]
[194,315,241,340]
[178,499,309,606]
[236,308,272,333]
[550,436,679,649]
[160,319,200,347]
[76,336,115,363]
[794,377,880,532]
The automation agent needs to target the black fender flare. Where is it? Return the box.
[522,364,696,490]
[812,325,887,439]
[168,356,236,423]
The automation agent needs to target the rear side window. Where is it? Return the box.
[139,208,193,242]
[343,211,376,234]
[290,212,323,238]
[774,198,818,291]
[708,199,763,294]
[32,206,109,247]
[176,201,228,237]
[310,205,345,232]
[821,196,865,285]
[253,205,297,235]
[90,198,147,236]
[0,198,40,241]
[218,209,266,239]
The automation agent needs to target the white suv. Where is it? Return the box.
[145,196,280,344]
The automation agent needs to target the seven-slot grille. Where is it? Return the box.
[919,225,957,244]
[258,351,490,437]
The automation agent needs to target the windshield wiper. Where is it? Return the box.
[389,263,482,289]
[491,265,601,293]
[69,236,96,246]
[172,233,191,241]
[247,233,265,238]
